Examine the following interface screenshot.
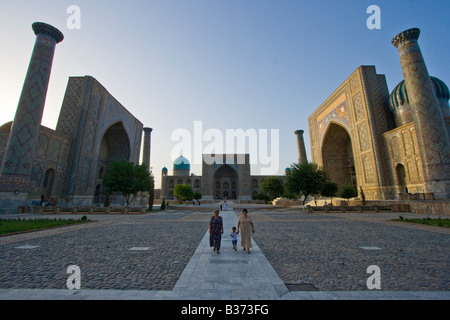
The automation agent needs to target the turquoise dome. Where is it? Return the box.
[173,155,190,171]
[162,167,168,172]
[389,76,450,111]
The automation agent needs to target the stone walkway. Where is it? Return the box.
[0,208,449,300]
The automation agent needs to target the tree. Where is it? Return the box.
[148,171,155,211]
[340,185,358,204]
[174,184,194,202]
[321,181,339,205]
[193,191,202,201]
[102,161,151,206]
[285,162,329,205]
[260,176,285,200]
[160,197,166,211]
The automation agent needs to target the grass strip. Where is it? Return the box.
[393,216,450,228]
[0,217,90,235]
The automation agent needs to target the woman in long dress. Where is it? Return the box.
[209,209,224,254]
[237,208,255,254]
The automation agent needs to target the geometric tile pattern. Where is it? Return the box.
[394,29,450,183]
[0,32,58,192]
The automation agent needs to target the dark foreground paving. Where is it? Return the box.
[0,213,207,291]
[251,210,450,291]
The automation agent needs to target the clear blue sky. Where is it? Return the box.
[1,0,449,189]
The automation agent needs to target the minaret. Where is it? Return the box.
[142,127,152,171]
[294,130,308,164]
[0,22,63,197]
[392,28,450,199]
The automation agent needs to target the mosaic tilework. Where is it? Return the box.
[395,31,450,183]
[0,32,59,192]
[317,99,350,143]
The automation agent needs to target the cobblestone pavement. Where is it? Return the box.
[0,212,209,291]
[250,209,450,291]
[0,209,449,294]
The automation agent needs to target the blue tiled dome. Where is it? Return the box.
[173,156,190,171]
[389,76,449,111]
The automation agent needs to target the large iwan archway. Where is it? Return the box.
[94,122,130,203]
[322,123,356,189]
[213,164,239,199]
[99,122,130,163]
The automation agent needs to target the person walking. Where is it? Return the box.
[230,227,238,251]
[209,209,224,254]
[237,209,255,254]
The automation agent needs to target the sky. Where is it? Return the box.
[0,0,449,189]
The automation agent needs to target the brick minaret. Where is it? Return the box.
[392,28,450,198]
[0,22,64,194]
[142,127,153,171]
[294,130,308,164]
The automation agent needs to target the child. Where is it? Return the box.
[230,227,238,251]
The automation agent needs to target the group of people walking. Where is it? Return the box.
[209,208,255,254]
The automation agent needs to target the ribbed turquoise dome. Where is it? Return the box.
[173,156,190,171]
[389,76,450,111]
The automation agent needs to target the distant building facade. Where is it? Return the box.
[160,154,285,201]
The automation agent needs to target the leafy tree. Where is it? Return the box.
[193,191,202,201]
[321,181,339,205]
[102,161,151,206]
[260,176,285,200]
[174,184,194,202]
[252,193,271,201]
[103,192,110,207]
[285,162,329,205]
[340,185,358,204]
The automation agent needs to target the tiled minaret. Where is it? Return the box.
[294,130,308,164]
[392,28,450,199]
[142,127,153,171]
[0,23,63,207]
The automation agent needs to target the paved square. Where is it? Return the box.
[0,208,449,300]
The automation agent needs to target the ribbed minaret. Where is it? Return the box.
[142,127,152,171]
[294,130,308,164]
[392,28,450,199]
[0,22,64,195]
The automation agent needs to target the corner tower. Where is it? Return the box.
[0,22,63,211]
[392,28,450,199]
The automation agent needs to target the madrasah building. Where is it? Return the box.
[0,23,152,213]
[307,28,449,201]
[159,154,288,201]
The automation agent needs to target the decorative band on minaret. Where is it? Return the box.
[294,130,308,164]
[392,28,450,194]
[142,127,153,171]
[0,22,64,192]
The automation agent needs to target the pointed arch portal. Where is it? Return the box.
[322,123,356,189]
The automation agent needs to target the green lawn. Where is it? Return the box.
[0,217,90,235]
[394,216,450,228]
